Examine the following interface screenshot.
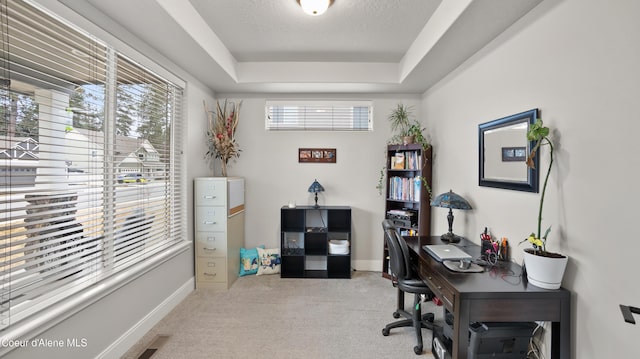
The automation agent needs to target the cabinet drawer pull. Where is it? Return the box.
[203,247,217,251]
[207,237,216,241]
[204,272,217,277]
[203,221,217,225]
[203,195,216,199]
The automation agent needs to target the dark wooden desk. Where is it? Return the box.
[405,236,571,359]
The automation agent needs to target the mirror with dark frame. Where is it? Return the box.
[478,109,539,192]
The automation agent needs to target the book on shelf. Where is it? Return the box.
[392,153,405,169]
[400,228,418,236]
[388,175,422,202]
[405,151,418,170]
[390,151,422,170]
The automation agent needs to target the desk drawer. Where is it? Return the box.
[420,267,455,310]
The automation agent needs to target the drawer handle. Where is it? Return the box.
[207,237,216,241]
[203,247,217,251]
[203,221,217,225]
[203,195,216,199]
[204,272,217,277]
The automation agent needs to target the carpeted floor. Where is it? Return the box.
[121,271,440,359]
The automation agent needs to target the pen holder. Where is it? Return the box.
[481,241,494,256]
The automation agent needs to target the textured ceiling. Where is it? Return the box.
[190,0,439,62]
[65,0,543,94]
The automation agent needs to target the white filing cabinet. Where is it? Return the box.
[194,177,245,289]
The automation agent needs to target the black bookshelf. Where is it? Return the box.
[382,144,432,279]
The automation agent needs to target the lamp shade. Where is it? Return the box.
[308,179,325,193]
[308,179,325,208]
[430,190,472,210]
[430,190,472,243]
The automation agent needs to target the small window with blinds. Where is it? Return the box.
[0,0,185,334]
[265,100,373,131]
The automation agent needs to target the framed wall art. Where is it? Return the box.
[298,148,336,163]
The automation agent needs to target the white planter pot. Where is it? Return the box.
[523,249,568,290]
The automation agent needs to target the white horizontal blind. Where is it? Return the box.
[265,100,372,131]
[110,56,182,270]
[0,0,184,331]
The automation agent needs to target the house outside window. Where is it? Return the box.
[0,0,186,339]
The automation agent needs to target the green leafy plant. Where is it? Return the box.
[388,103,413,136]
[521,118,555,255]
[376,166,386,195]
[378,104,432,195]
[406,123,430,151]
[386,103,431,149]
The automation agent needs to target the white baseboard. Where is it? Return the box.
[97,278,194,359]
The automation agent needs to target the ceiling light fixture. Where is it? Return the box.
[297,0,333,16]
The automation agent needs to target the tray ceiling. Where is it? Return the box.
[60,0,543,94]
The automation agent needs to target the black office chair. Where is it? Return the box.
[381,219,436,355]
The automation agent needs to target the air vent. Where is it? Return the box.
[137,335,170,359]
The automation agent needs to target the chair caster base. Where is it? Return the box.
[424,312,434,322]
[382,328,390,336]
[413,345,422,355]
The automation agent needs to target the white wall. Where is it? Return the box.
[211,94,422,270]
[3,251,193,359]
[422,0,640,357]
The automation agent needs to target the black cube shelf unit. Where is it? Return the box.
[280,206,351,278]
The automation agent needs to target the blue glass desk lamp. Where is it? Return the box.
[430,190,472,243]
[308,179,325,208]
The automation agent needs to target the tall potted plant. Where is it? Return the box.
[521,118,568,289]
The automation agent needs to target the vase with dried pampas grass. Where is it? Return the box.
[204,99,241,176]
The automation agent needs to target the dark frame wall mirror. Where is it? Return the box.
[478,109,539,192]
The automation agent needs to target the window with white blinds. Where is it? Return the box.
[265,100,373,131]
[0,0,185,332]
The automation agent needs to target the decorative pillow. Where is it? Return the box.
[239,245,265,277]
[256,247,282,276]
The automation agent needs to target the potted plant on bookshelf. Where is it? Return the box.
[387,104,431,149]
[406,122,430,150]
[388,103,414,145]
[520,118,568,290]
[377,104,431,195]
